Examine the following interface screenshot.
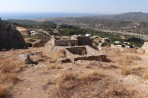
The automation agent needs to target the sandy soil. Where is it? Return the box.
[0,47,148,98]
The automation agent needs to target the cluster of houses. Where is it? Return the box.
[114,41,135,48]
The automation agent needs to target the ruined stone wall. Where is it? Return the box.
[50,36,78,46]
[33,36,50,47]
[54,40,78,46]
[86,46,100,55]
[74,55,107,61]
[66,47,87,55]
[77,36,92,46]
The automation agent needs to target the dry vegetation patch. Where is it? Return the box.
[101,47,148,80]
[142,68,148,79]
[77,69,101,81]
[0,49,38,97]
[0,85,8,98]
[55,71,79,89]
[49,69,141,98]
[31,52,48,62]
[48,63,63,69]
[50,49,66,63]
[0,57,23,73]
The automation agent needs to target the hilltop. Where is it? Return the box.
[0,13,148,98]
[94,12,148,21]
[0,37,148,98]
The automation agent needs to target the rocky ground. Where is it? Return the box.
[0,43,148,98]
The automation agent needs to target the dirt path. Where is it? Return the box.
[11,63,53,98]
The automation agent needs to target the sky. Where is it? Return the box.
[0,0,147,14]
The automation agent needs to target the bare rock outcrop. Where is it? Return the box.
[19,54,33,64]
[0,19,27,50]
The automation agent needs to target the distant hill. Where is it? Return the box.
[42,12,148,35]
[99,12,148,21]
[8,12,148,38]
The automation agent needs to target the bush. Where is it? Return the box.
[26,42,32,47]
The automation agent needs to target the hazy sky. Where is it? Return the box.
[0,0,147,14]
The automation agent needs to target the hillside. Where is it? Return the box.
[39,12,148,36]
[8,12,148,40]
[0,40,148,98]
[95,12,148,21]
[1,14,148,98]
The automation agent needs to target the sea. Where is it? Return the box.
[0,12,95,20]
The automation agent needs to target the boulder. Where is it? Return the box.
[19,54,33,64]
[0,19,27,50]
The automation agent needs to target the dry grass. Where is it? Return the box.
[48,63,63,69]
[76,61,101,69]
[77,69,101,80]
[105,47,140,64]
[0,73,20,85]
[108,84,141,98]
[104,48,141,76]
[120,65,133,75]
[136,48,145,54]
[55,49,66,58]
[0,85,8,97]
[31,52,48,62]
[119,55,140,76]
[142,68,148,79]
[50,49,66,63]
[55,69,101,89]
[0,58,23,73]
[0,50,27,97]
[55,71,78,89]
[123,48,137,53]
[0,73,20,98]
[124,55,141,61]
[119,54,145,77]
[51,69,141,98]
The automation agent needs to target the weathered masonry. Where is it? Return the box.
[51,35,92,46]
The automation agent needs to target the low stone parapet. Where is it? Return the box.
[74,55,107,62]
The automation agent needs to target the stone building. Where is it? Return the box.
[51,35,92,47]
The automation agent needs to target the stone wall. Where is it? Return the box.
[66,47,87,55]
[50,36,93,47]
[86,45,100,55]
[50,36,78,46]
[74,55,107,61]
[77,36,92,46]
[54,40,78,46]
[33,36,50,47]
